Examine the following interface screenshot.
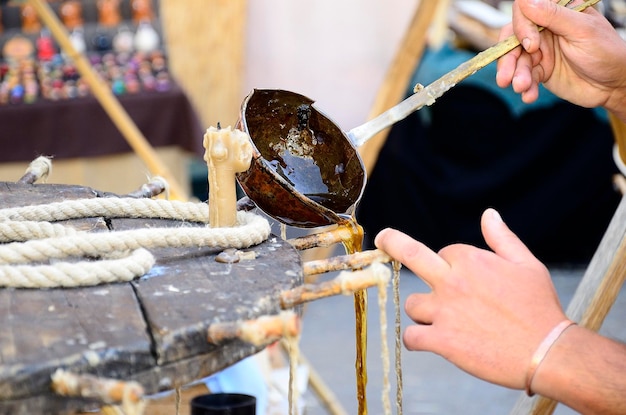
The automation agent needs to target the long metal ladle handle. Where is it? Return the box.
[347,0,600,147]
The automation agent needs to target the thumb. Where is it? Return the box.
[514,0,595,52]
[518,0,593,36]
[481,208,536,264]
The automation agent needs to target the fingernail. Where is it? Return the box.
[374,229,387,247]
[522,38,531,51]
[490,208,503,222]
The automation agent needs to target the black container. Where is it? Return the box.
[190,393,256,415]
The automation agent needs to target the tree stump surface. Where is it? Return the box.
[0,182,302,414]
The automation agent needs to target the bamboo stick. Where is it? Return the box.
[207,311,300,346]
[303,249,392,277]
[280,262,391,309]
[28,0,187,200]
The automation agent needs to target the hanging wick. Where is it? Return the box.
[280,262,391,309]
[18,156,53,184]
[207,311,300,346]
[51,369,144,406]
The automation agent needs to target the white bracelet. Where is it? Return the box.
[525,319,577,396]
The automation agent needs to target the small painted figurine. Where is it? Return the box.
[131,0,154,24]
[21,4,42,34]
[60,0,84,30]
[97,0,122,27]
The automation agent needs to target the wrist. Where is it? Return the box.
[530,325,626,414]
[530,325,596,402]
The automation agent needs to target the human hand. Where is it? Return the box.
[496,0,626,121]
[374,208,567,389]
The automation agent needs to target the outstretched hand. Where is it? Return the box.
[374,208,567,389]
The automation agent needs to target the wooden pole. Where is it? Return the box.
[28,0,188,200]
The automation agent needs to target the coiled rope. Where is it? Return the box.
[0,198,271,288]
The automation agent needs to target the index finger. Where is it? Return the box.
[374,228,451,286]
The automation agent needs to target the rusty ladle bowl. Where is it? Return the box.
[234,11,597,228]
[236,89,363,228]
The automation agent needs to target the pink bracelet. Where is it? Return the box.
[526,319,577,396]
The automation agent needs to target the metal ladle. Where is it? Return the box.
[236,0,598,228]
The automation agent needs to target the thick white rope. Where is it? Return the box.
[0,249,155,289]
[0,197,209,223]
[0,198,271,288]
